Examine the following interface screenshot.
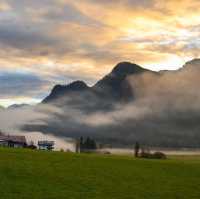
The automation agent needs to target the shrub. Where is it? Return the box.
[103,151,111,155]
[152,152,167,159]
[140,151,152,158]
[140,151,166,159]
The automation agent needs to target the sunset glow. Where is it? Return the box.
[0,0,200,105]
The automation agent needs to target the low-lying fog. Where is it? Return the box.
[1,60,200,149]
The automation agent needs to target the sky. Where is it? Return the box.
[0,0,200,107]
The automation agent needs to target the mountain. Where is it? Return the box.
[43,62,152,108]
[24,59,200,148]
[8,104,30,109]
[93,62,152,101]
[183,58,200,67]
[43,81,89,103]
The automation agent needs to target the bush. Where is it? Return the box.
[26,145,37,150]
[152,152,167,159]
[140,151,152,158]
[103,151,111,155]
[140,151,166,159]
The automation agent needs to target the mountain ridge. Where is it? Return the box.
[22,58,200,148]
[43,62,151,105]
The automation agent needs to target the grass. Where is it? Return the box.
[0,148,200,199]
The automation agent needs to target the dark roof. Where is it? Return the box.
[0,135,26,143]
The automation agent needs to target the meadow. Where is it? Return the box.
[0,148,200,199]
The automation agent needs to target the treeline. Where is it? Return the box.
[80,137,97,150]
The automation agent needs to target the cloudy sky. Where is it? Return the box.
[0,0,200,106]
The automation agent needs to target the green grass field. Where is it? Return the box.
[0,148,200,199]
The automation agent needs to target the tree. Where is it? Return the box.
[90,139,97,149]
[85,137,91,149]
[80,137,84,150]
[75,139,80,153]
[134,142,140,157]
[80,137,97,150]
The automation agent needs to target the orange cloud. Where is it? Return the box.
[0,0,200,104]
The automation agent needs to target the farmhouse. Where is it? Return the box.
[0,134,27,148]
[38,140,54,150]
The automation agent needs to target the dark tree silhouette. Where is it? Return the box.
[80,137,84,150]
[80,137,97,151]
[134,142,140,157]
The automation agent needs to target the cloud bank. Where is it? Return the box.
[1,60,200,148]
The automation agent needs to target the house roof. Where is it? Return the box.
[0,134,26,143]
